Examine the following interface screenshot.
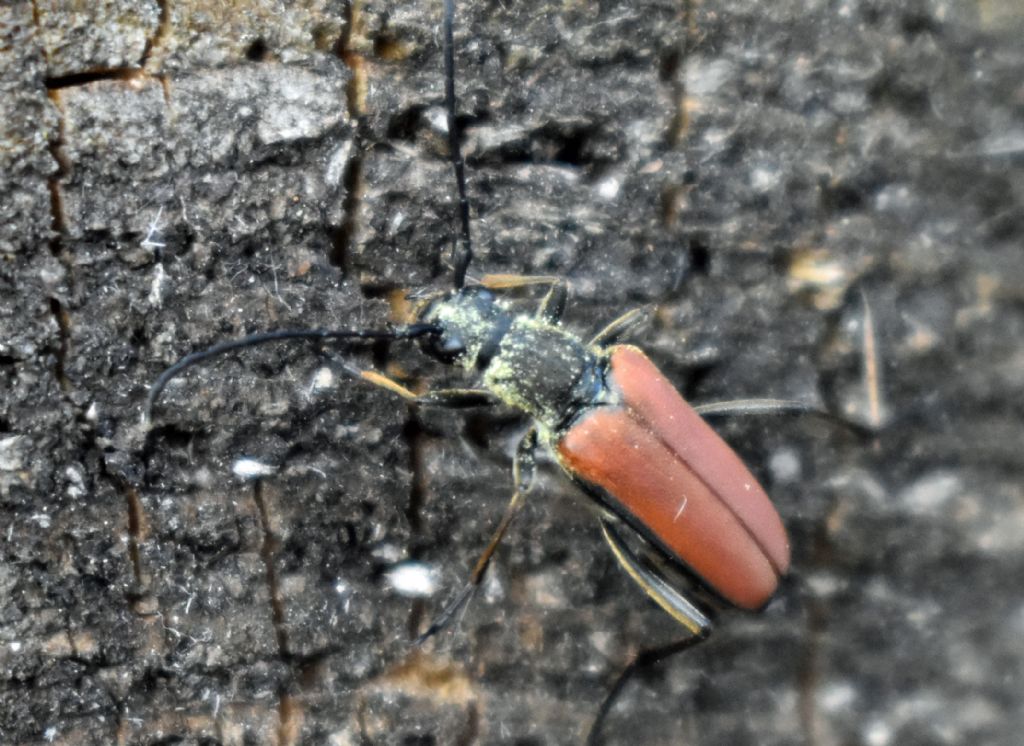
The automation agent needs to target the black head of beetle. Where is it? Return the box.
[418,287,512,370]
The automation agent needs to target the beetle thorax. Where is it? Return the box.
[482,316,606,431]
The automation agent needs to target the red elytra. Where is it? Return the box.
[557,345,791,610]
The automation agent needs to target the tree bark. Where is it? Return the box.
[2,1,1022,744]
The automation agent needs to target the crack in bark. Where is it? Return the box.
[124,485,147,589]
[46,297,71,393]
[666,0,695,149]
[252,480,289,657]
[44,68,148,89]
[41,84,76,401]
[277,692,303,746]
[327,0,368,273]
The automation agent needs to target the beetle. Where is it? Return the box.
[146,0,820,740]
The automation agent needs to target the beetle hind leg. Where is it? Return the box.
[585,521,712,743]
[599,520,712,636]
[585,634,709,746]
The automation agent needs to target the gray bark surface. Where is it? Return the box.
[2,1,1022,744]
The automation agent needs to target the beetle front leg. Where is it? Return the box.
[416,426,539,642]
[356,368,498,408]
[479,273,569,323]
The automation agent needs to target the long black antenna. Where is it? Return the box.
[444,0,473,289]
[145,323,439,422]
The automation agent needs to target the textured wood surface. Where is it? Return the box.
[2,1,1022,743]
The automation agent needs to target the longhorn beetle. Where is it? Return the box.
[147,0,848,741]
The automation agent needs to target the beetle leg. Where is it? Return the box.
[695,290,884,434]
[693,398,818,418]
[479,273,562,289]
[356,369,497,408]
[588,306,651,347]
[479,274,568,323]
[413,388,497,408]
[588,520,713,744]
[416,427,539,642]
[585,635,708,746]
[694,397,873,435]
[536,280,568,323]
[599,520,712,636]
